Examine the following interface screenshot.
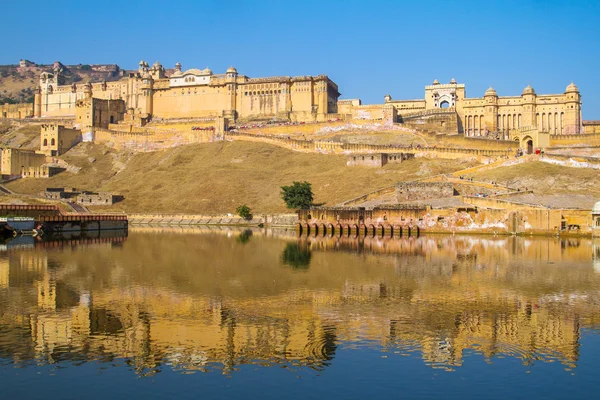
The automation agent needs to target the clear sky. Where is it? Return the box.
[3,0,600,118]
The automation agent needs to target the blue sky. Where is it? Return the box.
[3,0,600,118]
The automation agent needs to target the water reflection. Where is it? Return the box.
[281,242,312,269]
[1,228,600,376]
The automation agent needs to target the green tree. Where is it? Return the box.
[281,181,313,209]
[236,204,252,220]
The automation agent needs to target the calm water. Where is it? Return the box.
[1,227,600,399]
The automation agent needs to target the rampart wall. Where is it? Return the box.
[0,103,34,119]
[226,131,512,158]
[549,132,600,147]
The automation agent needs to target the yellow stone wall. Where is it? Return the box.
[0,148,46,176]
[37,62,340,124]
[40,124,82,156]
[0,103,34,119]
[342,80,584,137]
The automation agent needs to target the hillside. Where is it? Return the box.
[3,141,478,214]
[0,61,126,104]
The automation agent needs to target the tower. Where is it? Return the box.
[33,85,41,117]
[563,83,581,134]
[483,86,498,133]
[139,73,154,117]
[225,66,238,119]
[521,85,537,128]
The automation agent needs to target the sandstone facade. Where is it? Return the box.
[34,62,340,124]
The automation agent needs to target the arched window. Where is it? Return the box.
[43,139,48,146]
[51,138,55,146]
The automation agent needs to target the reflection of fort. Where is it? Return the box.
[0,233,599,374]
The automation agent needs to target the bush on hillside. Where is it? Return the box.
[281,181,313,209]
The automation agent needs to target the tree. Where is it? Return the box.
[281,181,313,209]
[236,204,252,220]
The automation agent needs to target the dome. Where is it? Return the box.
[450,78,456,84]
[202,67,213,75]
[522,84,536,96]
[152,61,162,69]
[592,200,600,214]
[485,86,497,96]
[566,82,579,92]
[226,66,238,74]
[175,62,182,69]
[432,79,439,85]
[139,60,145,66]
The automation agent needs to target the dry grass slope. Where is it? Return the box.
[6,141,478,214]
[469,161,600,196]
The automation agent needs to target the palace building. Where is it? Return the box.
[34,61,341,124]
[339,79,584,137]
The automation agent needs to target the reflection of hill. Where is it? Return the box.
[0,232,599,374]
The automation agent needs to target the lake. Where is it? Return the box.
[1,227,600,399]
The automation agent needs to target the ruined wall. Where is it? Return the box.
[346,153,386,167]
[0,103,34,119]
[395,182,455,202]
[346,153,414,167]
[21,165,64,178]
[76,192,115,205]
[0,148,46,176]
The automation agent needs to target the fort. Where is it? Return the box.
[0,58,599,234]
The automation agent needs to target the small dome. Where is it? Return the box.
[566,82,579,92]
[522,84,536,96]
[139,60,145,66]
[226,66,238,74]
[432,79,439,85]
[450,78,456,84]
[203,67,213,75]
[152,61,162,69]
[485,86,497,96]
[175,62,182,69]
[593,200,600,214]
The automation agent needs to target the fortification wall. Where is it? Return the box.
[584,121,600,134]
[92,127,215,151]
[226,132,511,158]
[549,132,600,147]
[400,112,458,133]
[0,148,46,176]
[1,103,34,119]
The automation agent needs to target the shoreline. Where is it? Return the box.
[127,213,599,238]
